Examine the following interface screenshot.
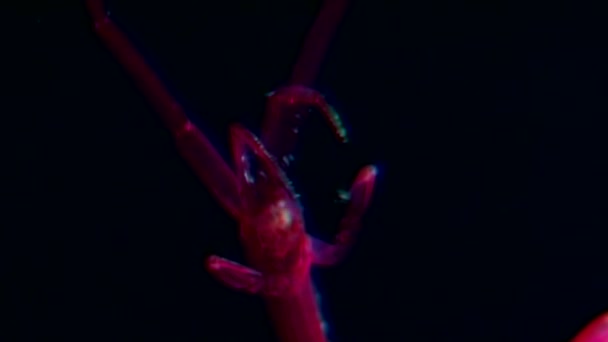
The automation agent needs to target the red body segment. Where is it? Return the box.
[572,313,608,342]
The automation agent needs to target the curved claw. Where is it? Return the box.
[339,165,377,229]
[312,165,377,266]
[262,85,348,169]
[229,123,298,217]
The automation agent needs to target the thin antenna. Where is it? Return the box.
[289,0,351,86]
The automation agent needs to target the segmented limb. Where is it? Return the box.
[205,255,264,294]
[312,165,377,266]
[262,0,351,169]
[206,254,310,298]
[289,0,351,86]
[262,85,348,169]
[86,0,241,218]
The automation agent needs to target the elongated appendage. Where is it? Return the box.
[572,312,608,342]
[289,0,351,86]
[86,0,241,219]
[312,165,377,266]
[86,0,187,134]
[262,85,348,169]
[205,255,265,294]
[206,255,310,297]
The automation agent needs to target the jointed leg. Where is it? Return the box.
[289,0,351,86]
[86,0,187,134]
[205,255,264,294]
[205,255,300,297]
[262,86,348,169]
[86,0,241,218]
[261,0,351,169]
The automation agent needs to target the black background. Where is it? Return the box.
[4,0,608,341]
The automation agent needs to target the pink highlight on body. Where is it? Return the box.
[573,313,608,342]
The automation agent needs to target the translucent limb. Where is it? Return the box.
[262,85,348,169]
[289,0,351,86]
[86,0,241,218]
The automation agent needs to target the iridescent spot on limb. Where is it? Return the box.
[262,86,349,169]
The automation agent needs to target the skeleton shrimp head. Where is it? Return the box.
[231,124,309,273]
